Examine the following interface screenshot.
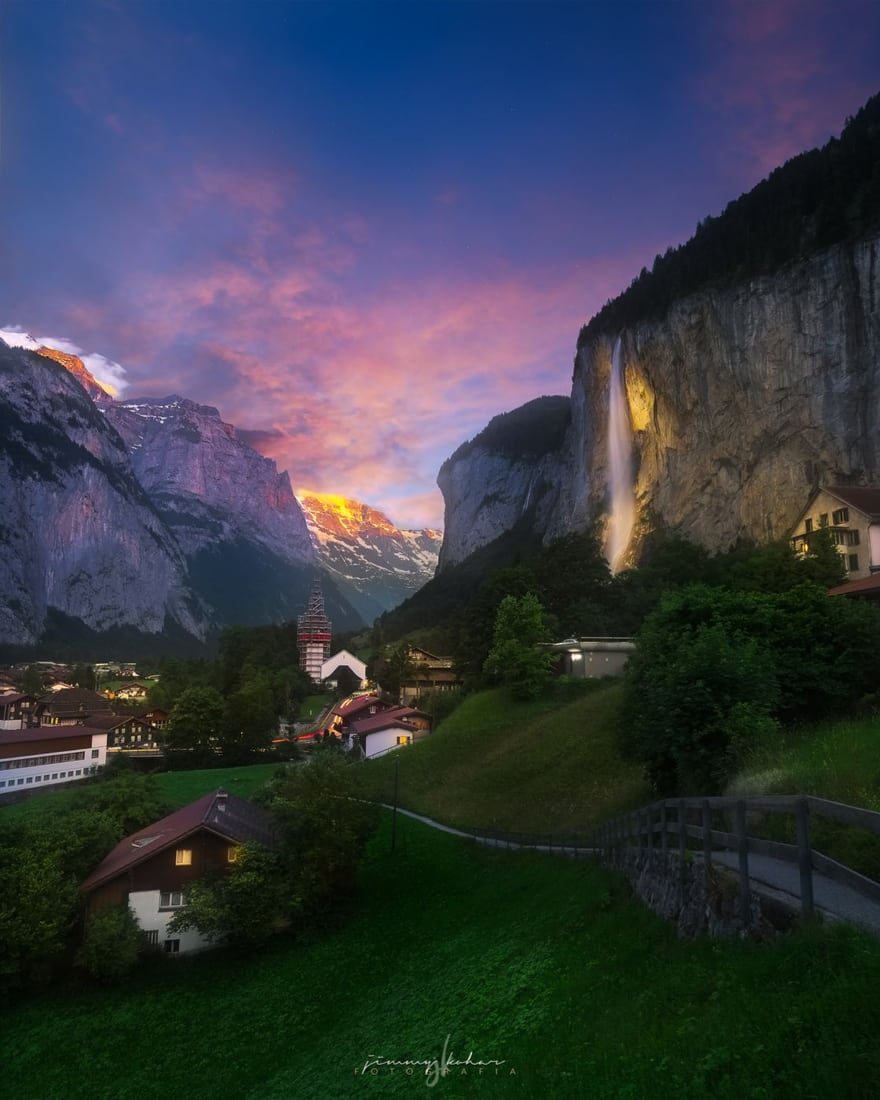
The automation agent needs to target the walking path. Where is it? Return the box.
[378,803,880,934]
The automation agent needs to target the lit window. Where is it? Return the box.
[175,849,192,866]
[227,846,239,863]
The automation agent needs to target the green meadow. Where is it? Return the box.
[6,813,880,1100]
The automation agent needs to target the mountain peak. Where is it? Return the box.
[35,345,116,400]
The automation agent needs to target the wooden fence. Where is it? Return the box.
[589,795,880,924]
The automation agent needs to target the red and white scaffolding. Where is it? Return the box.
[297,577,332,682]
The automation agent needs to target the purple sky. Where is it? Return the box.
[3,0,879,530]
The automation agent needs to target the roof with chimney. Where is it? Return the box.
[80,789,278,893]
[350,706,426,736]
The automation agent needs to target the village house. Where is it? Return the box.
[789,485,880,580]
[327,692,397,738]
[0,692,36,730]
[36,687,114,727]
[543,637,635,679]
[348,706,432,759]
[0,724,107,796]
[83,713,163,755]
[398,646,461,705]
[80,789,278,955]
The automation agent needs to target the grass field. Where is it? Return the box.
[0,762,282,824]
[351,680,650,835]
[6,811,880,1100]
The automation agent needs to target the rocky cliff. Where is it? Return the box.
[436,396,572,569]
[297,491,442,621]
[437,233,880,572]
[0,343,205,646]
[573,232,880,564]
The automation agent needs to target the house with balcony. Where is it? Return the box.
[789,486,880,580]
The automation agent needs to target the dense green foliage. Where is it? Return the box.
[0,768,172,991]
[443,394,571,464]
[7,816,880,1099]
[76,904,142,983]
[483,593,555,700]
[622,583,880,795]
[581,92,880,340]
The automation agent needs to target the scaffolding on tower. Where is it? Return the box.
[297,577,332,682]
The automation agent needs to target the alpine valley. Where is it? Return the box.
[0,341,441,654]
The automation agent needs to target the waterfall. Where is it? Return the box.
[604,337,635,572]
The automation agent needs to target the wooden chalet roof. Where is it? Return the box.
[331,693,393,720]
[81,790,278,894]
[826,486,880,519]
[77,713,150,731]
[37,688,113,719]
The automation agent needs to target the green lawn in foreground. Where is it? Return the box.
[6,812,880,1100]
[351,680,649,834]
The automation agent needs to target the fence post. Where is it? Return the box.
[796,798,815,920]
[702,800,712,883]
[736,799,750,930]
[660,802,668,857]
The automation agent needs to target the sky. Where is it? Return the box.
[2,0,879,531]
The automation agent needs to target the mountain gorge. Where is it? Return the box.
[0,344,439,652]
[436,93,880,573]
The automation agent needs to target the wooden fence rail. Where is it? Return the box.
[589,795,880,925]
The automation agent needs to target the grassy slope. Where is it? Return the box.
[6,814,880,1100]
[351,681,650,834]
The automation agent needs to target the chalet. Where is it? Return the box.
[80,789,278,955]
[398,646,461,705]
[348,706,432,759]
[0,692,36,730]
[328,693,397,737]
[0,725,107,796]
[141,708,170,731]
[83,713,162,755]
[789,486,880,580]
[36,688,114,727]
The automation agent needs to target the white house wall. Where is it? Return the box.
[128,889,211,955]
[364,727,411,759]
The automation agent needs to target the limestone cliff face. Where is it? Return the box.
[436,396,572,570]
[573,233,880,560]
[0,344,205,645]
[436,233,880,569]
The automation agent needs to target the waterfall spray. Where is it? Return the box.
[604,337,635,572]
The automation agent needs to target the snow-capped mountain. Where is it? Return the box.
[297,491,442,622]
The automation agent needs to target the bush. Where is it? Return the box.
[77,905,142,983]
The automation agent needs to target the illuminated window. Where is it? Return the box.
[175,848,192,866]
[396,735,411,746]
[227,846,239,863]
